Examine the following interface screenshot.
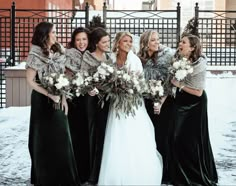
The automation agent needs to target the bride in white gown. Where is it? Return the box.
[98,31,163,185]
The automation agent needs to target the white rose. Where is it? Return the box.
[73,74,84,86]
[97,66,107,75]
[107,66,114,73]
[57,75,69,87]
[173,61,180,69]
[55,82,63,89]
[48,77,54,85]
[187,67,193,74]
[51,73,57,77]
[175,69,187,81]
[128,89,134,94]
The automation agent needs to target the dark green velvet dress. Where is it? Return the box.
[67,95,90,183]
[87,96,110,184]
[66,50,111,184]
[171,89,218,186]
[142,45,175,184]
[27,44,79,185]
[145,96,174,183]
[29,90,79,185]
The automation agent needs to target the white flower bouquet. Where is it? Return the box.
[71,70,93,97]
[42,73,71,96]
[41,73,71,108]
[169,57,193,81]
[143,79,164,114]
[71,62,116,100]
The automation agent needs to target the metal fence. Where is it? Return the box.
[103,3,181,50]
[0,3,88,108]
[0,2,236,108]
[0,9,11,108]
[195,3,236,66]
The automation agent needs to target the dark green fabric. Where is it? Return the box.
[67,95,90,183]
[171,90,218,186]
[28,90,79,185]
[67,95,110,184]
[145,96,175,184]
[87,96,110,184]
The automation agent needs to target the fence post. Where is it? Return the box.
[10,1,15,66]
[177,2,181,44]
[85,2,89,28]
[195,2,199,20]
[103,2,107,29]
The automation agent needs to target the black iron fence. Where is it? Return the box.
[195,3,236,66]
[0,2,235,108]
[103,3,181,50]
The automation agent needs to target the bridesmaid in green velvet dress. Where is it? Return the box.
[85,27,111,185]
[65,27,91,184]
[26,22,79,185]
[171,34,218,186]
[138,30,175,184]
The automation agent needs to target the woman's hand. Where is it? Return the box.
[48,94,61,103]
[153,102,162,115]
[61,95,68,115]
[88,88,99,96]
[171,79,181,88]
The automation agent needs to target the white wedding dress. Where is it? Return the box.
[98,51,163,185]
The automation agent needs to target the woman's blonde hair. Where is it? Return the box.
[112,31,133,53]
[138,30,158,59]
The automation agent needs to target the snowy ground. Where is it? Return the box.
[0,72,236,185]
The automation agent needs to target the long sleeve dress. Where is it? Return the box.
[26,45,79,185]
[142,45,175,184]
[98,50,163,185]
[172,55,218,186]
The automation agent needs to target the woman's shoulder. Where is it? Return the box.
[191,55,207,75]
[127,50,141,63]
[157,45,175,64]
[26,46,45,70]
[82,50,100,67]
[65,48,82,58]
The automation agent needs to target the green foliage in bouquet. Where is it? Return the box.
[104,67,147,118]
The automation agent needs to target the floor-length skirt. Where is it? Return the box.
[87,96,110,184]
[67,95,90,183]
[98,100,163,185]
[172,90,218,186]
[145,96,175,184]
[29,90,79,185]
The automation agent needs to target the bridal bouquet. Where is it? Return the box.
[105,67,147,118]
[169,57,193,81]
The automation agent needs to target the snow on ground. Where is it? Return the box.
[0,72,236,185]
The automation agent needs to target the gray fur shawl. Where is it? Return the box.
[65,49,112,73]
[26,44,66,82]
[182,55,207,90]
[143,45,175,95]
